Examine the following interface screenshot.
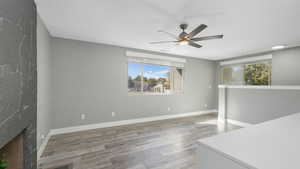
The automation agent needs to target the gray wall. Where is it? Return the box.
[37,15,52,148]
[218,47,300,124]
[272,47,300,85]
[0,0,37,168]
[226,88,300,124]
[50,38,218,129]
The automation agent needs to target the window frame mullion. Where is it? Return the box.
[141,63,144,93]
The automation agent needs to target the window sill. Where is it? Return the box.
[128,92,184,96]
[219,85,300,90]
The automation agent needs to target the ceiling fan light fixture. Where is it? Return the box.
[178,41,189,45]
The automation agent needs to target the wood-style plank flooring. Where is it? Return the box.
[38,114,240,169]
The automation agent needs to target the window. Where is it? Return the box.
[221,64,245,85]
[244,62,272,85]
[128,62,184,95]
[221,60,272,85]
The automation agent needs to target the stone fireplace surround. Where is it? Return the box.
[0,0,37,168]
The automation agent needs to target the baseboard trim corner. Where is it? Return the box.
[227,119,252,127]
[37,131,52,161]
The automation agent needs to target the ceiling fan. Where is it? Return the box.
[150,24,223,48]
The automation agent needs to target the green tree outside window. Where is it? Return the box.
[244,63,271,85]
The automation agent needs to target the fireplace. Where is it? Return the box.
[0,0,37,168]
[0,132,24,169]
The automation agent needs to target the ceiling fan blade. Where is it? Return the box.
[188,24,207,38]
[149,41,176,44]
[191,35,224,41]
[188,41,202,48]
[158,30,179,40]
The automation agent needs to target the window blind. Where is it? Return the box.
[220,54,272,66]
[126,51,186,68]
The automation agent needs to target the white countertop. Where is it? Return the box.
[198,112,300,169]
[219,85,300,90]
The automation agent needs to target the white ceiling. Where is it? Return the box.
[36,0,300,60]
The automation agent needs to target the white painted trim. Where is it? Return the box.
[220,54,272,66]
[126,51,186,63]
[37,131,52,161]
[218,85,227,88]
[218,88,226,122]
[219,85,300,90]
[50,110,217,136]
[226,119,252,127]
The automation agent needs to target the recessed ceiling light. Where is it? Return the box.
[272,45,286,50]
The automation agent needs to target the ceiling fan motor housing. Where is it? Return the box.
[179,23,188,30]
[179,24,189,38]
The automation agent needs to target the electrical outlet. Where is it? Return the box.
[81,114,86,120]
[112,112,116,117]
[41,134,45,140]
[204,104,208,108]
[167,107,171,112]
[208,85,212,89]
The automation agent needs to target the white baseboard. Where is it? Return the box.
[37,131,52,161]
[50,109,217,136]
[226,119,252,127]
[37,109,217,160]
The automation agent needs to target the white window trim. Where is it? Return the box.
[126,51,186,63]
[220,54,272,66]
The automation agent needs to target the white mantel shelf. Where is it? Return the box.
[219,85,300,90]
[197,112,300,169]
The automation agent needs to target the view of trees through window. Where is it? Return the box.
[244,63,271,85]
[221,61,271,85]
[128,62,183,94]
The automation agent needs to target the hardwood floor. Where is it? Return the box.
[38,114,240,169]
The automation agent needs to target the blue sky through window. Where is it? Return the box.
[128,62,170,79]
[144,64,169,79]
[128,62,141,78]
